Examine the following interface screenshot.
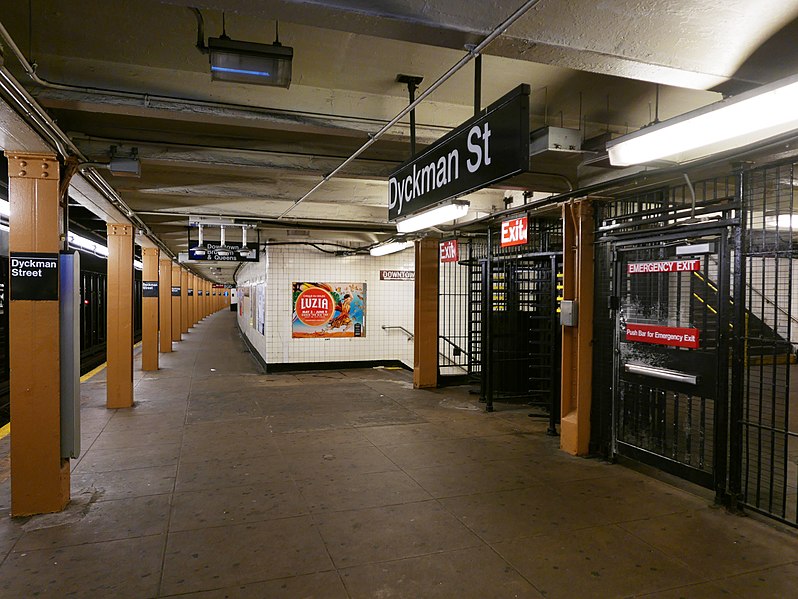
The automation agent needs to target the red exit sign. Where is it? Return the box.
[440,239,459,263]
[501,216,528,247]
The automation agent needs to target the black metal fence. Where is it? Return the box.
[740,163,798,525]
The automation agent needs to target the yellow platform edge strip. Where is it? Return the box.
[0,423,9,441]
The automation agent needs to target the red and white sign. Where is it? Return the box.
[501,216,528,248]
[627,259,701,274]
[380,270,414,281]
[294,287,335,327]
[625,323,700,349]
[440,239,459,263]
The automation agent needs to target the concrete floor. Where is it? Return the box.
[1,311,798,598]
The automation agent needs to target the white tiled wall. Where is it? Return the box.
[236,244,415,368]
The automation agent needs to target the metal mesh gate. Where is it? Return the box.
[740,163,798,525]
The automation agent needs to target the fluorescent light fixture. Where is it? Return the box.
[68,232,109,257]
[134,260,143,271]
[370,241,414,256]
[764,214,798,229]
[0,199,9,217]
[607,73,798,166]
[396,201,469,233]
[209,37,292,88]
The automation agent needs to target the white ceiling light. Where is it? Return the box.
[370,241,414,256]
[607,73,798,166]
[396,201,470,233]
[193,224,208,258]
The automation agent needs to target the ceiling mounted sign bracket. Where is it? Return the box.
[396,74,424,157]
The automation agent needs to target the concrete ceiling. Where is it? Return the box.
[1,0,797,282]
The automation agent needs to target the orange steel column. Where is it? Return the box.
[205,280,211,316]
[159,258,173,352]
[171,263,182,342]
[142,247,159,371]
[188,274,196,328]
[6,151,70,516]
[560,200,595,456]
[106,224,135,409]
[413,239,438,389]
[181,268,189,334]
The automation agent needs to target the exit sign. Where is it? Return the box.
[501,216,528,247]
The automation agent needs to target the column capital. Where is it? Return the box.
[4,152,59,181]
[107,223,135,237]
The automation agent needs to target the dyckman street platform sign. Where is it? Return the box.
[10,252,59,301]
[388,84,530,221]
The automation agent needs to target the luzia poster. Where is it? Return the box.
[292,282,366,338]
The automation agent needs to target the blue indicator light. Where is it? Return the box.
[211,66,272,77]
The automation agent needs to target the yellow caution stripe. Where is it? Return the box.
[80,362,107,383]
[0,423,9,441]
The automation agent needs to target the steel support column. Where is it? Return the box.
[413,238,438,388]
[106,223,135,409]
[159,258,173,352]
[141,247,159,371]
[6,151,70,515]
[560,200,594,455]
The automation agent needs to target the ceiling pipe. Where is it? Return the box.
[0,27,177,258]
[0,18,451,140]
[277,0,546,220]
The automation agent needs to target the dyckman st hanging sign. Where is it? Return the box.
[388,84,530,221]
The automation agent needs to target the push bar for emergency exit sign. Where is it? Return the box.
[624,363,698,385]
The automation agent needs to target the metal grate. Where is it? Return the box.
[740,163,797,525]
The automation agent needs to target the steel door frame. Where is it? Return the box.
[610,225,732,491]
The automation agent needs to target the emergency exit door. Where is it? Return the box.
[613,231,730,488]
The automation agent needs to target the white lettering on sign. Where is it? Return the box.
[627,259,701,274]
[10,257,58,278]
[388,150,460,217]
[440,239,459,263]
[380,270,415,281]
[466,123,492,173]
[388,124,494,217]
[300,296,330,310]
[500,217,528,248]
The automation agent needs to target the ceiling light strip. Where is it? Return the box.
[277,0,545,219]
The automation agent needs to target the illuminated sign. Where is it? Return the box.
[501,216,528,248]
[440,239,459,263]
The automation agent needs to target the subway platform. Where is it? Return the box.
[0,311,797,598]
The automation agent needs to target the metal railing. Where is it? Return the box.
[382,325,414,340]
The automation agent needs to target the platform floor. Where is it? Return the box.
[1,311,798,598]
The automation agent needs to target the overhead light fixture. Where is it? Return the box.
[607,73,798,166]
[396,200,470,233]
[238,226,250,258]
[193,224,208,258]
[215,225,234,257]
[370,241,414,257]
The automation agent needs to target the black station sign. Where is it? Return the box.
[171,286,181,296]
[188,288,194,297]
[388,84,530,222]
[142,281,159,298]
[10,252,59,301]
[189,241,259,262]
[198,289,203,296]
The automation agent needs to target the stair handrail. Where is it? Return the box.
[382,325,414,340]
